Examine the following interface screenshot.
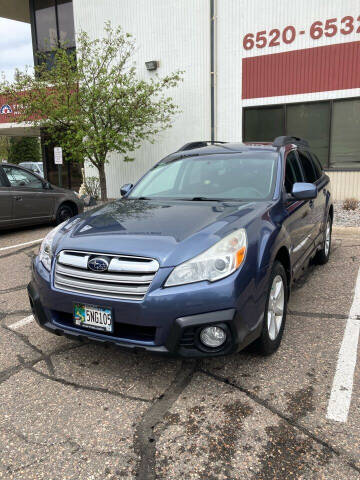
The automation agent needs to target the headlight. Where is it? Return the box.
[165,228,247,287]
[39,222,66,271]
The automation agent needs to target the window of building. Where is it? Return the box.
[34,0,57,52]
[330,99,360,169]
[287,102,330,168]
[243,107,284,142]
[32,0,75,53]
[244,98,360,170]
[57,0,76,48]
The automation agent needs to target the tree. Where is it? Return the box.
[8,136,41,164]
[0,136,10,160]
[0,23,183,200]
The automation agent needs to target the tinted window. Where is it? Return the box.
[57,0,75,48]
[3,167,43,189]
[0,170,7,187]
[287,102,330,168]
[297,151,317,183]
[309,153,323,179]
[129,153,279,201]
[330,99,360,168]
[34,0,58,51]
[244,107,284,142]
[284,151,303,193]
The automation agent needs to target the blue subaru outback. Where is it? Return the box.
[28,136,333,357]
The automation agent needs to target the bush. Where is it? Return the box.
[343,198,359,211]
[84,176,100,200]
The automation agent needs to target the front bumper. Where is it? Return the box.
[28,257,265,358]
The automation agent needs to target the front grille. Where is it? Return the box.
[52,311,156,342]
[54,250,159,301]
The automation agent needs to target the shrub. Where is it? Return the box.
[343,198,359,211]
[84,176,100,200]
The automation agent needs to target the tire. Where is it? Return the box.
[255,261,288,355]
[314,217,332,265]
[55,204,74,225]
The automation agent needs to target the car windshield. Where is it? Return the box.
[129,152,279,201]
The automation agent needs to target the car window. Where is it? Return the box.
[0,170,8,187]
[309,153,323,179]
[284,151,303,193]
[3,166,43,189]
[297,151,318,183]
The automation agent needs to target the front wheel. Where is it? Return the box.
[255,261,288,355]
[314,217,332,265]
[55,204,74,225]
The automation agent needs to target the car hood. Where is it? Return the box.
[54,199,270,267]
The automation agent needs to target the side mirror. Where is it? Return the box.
[291,182,317,200]
[43,181,51,189]
[120,183,133,197]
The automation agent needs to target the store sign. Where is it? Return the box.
[54,147,63,165]
[0,104,13,115]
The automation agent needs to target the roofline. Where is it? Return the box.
[0,0,30,23]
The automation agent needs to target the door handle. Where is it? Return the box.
[14,196,23,201]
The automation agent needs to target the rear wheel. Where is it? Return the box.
[55,204,74,225]
[314,217,332,265]
[255,261,288,355]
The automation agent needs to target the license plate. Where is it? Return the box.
[74,304,113,333]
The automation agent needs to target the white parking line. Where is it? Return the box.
[327,266,360,423]
[0,238,44,252]
[8,315,35,330]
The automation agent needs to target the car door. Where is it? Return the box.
[282,150,313,275]
[296,150,322,246]
[0,167,12,227]
[2,165,54,225]
[308,152,329,246]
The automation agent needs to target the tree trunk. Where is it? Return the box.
[98,162,108,201]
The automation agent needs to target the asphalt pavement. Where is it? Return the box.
[0,225,359,479]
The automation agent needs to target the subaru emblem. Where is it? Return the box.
[88,257,109,272]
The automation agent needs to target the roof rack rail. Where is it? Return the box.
[273,136,309,148]
[177,140,227,152]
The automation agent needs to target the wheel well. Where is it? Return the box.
[329,204,334,223]
[58,201,78,216]
[274,247,291,291]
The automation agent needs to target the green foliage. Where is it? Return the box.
[7,137,41,164]
[0,23,183,199]
[0,136,10,160]
[84,176,100,200]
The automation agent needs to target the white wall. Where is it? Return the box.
[73,0,210,198]
[216,0,360,141]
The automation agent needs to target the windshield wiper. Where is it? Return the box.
[187,197,224,202]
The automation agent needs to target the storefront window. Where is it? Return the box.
[330,99,360,169]
[244,107,284,142]
[287,102,330,168]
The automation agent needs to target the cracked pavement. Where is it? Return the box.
[0,225,359,479]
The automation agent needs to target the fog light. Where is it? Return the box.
[200,326,227,348]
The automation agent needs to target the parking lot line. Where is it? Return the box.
[8,315,34,330]
[327,266,360,423]
[0,238,44,252]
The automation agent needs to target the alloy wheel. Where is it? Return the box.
[267,274,285,341]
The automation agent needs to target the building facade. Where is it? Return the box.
[1,0,360,199]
